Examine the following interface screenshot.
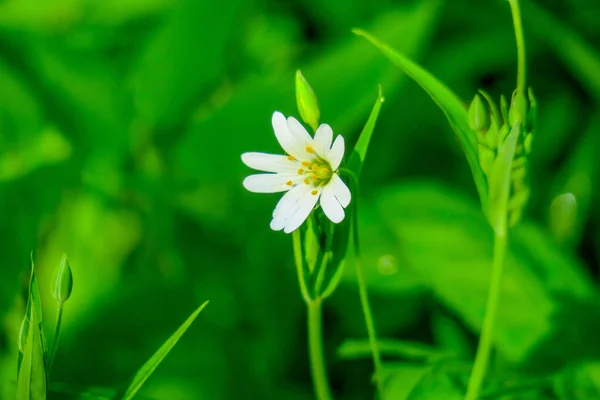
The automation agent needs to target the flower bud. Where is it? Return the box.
[468,94,489,133]
[509,89,528,126]
[53,254,73,303]
[295,70,320,132]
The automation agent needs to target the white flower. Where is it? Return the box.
[242,111,352,233]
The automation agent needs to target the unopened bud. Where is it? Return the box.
[295,70,320,132]
[53,254,73,303]
[468,94,490,133]
[509,89,528,126]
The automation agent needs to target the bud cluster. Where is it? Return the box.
[468,88,537,227]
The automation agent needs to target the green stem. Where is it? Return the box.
[464,232,508,400]
[508,0,527,93]
[349,178,384,399]
[48,301,64,373]
[293,229,312,304]
[308,299,333,400]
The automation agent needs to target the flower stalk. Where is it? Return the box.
[351,187,384,399]
[308,298,333,400]
[465,0,530,398]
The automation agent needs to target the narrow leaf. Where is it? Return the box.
[338,338,455,362]
[120,301,209,400]
[348,85,385,176]
[353,29,488,208]
[17,304,47,400]
[488,124,521,236]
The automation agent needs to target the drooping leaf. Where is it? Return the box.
[353,29,488,209]
[119,301,209,400]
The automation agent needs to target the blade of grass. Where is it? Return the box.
[119,301,209,400]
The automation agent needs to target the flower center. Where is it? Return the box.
[298,156,333,187]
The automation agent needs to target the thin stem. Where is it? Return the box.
[350,179,384,399]
[508,0,527,93]
[464,232,508,400]
[308,299,333,400]
[48,301,64,373]
[293,229,312,304]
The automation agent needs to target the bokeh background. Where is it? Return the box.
[1,0,600,398]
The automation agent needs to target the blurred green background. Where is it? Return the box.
[1,0,600,398]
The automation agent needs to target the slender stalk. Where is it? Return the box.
[464,232,508,400]
[508,0,527,93]
[350,182,384,399]
[48,302,64,373]
[308,299,333,400]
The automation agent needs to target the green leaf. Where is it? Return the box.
[365,182,597,367]
[487,123,520,236]
[381,363,433,400]
[338,338,455,362]
[17,301,47,400]
[19,257,49,373]
[407,363,466,400]
[554,361,600,399]
[347,85,385,176]
[119,301,209,400]
[352,29,488,209]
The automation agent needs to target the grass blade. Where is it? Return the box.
[120,301,209,400]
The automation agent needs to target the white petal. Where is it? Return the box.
[272,112,305,159]
[283,188,321,233]
[313,124,333,157]
[328,135,345,170]
[243,173,298,193]
[241,152,298,173]
[329,174,351,208]
[287,117,313,145]
[270,185,310,230]
[320,184,345,223]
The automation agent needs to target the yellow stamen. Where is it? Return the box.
[286,180,293,186]
[287,155,295,161]
[305,145,314,154]
[303,178,311,185]
[311,190,318,196]
[301,161,311,167]
[311,164,318,171]
[310,175,317,181]
[297,168,304,175]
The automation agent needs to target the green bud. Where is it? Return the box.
[295,70,320,132]
[508,89,528,126]
[468,94,489,133]
[53,254,73,303]
[18,316,29,353]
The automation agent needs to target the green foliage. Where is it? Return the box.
[1,0,600,398]
[119,301,209,400]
